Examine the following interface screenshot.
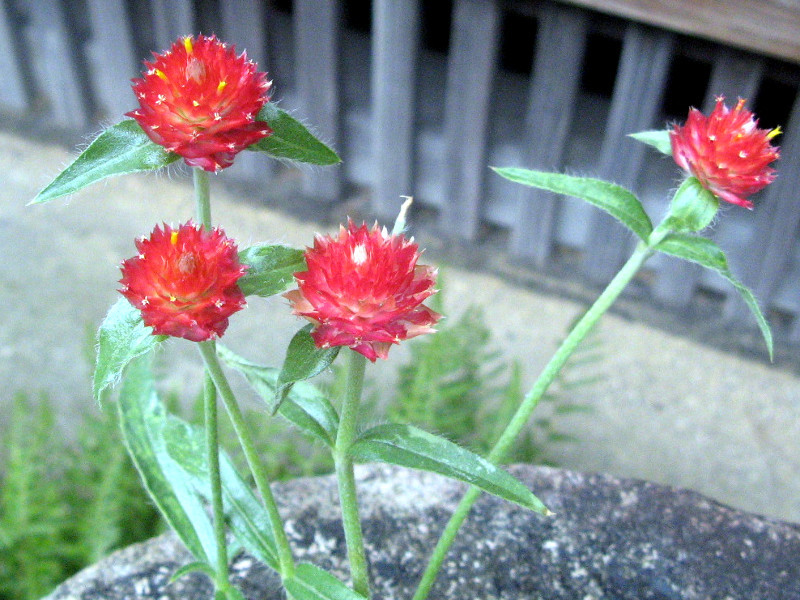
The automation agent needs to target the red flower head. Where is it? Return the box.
[285,221,441,362]
[127,35,272,172]
[670,97,780,209]
[119,222,247,342]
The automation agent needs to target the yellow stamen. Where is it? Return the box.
[169,294,177,302]
[217,80,227,94]
[767,126,782,140]
[170,231,179,245]
[154,68,167,81]
[184,36,193,54]
[192,100,200,107]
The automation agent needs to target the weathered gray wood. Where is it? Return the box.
[440,0,501,239]
[584,24,673,284]
[371,0,420,221]
[84,0,138,119]
[293,0,342,201]
[0,0,28,112]
[653,50,764,307]
[23,0,90,127]
[510,4,588,264]
[150,0,194,51]
[220,0,272,184]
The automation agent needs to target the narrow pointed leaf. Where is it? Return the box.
[94,298,167,402]
[492,167,653,241]
[274,324,340,414]
[349,424,549,514]
[238,244,306,297]
[250,103,340,165]
[31,119,179,204]
[162,415,280,571]
[284,563,367,600]
[216,344,339,445]
[629,129,672,155]
[117,356,217,564]
[655,233,773,358]
[170,561,217,583]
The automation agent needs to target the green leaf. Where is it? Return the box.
[250,103,341,165]
[275,325,340,415]
[170,561,217,583]
[655,233,773,358]
[94,298,167,402]
[30,119,180,204]
[216,344,339,446]
[117,356,217,565]
[661,177,719,233]
[284,563,367,600]
[161,416,280,572]
[349,424,549,514]
[629,129,672,155]
[491,167,653,241]
[238,244,306,297]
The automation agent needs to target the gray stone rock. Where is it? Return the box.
[45,464,800,600]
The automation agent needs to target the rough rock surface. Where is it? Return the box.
[45,464,800,600]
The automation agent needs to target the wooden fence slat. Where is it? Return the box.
[584,23,673,284]
[220,0,272,184]
[510,4,588,264]
[371,0,420,221]
[0,0,28,112]
[744,91,800,305]
[150,0,194,51]
[440,0,501,239]
[653,50,764,307]
[293,0,342,201]
[84,0,137,120]
[24,0,89,128]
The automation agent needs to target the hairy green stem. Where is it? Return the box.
[198,341,296,580]
[193,168,212,230]
[334,350,371,598]
[203,372,231,594]
[412,241,656,600]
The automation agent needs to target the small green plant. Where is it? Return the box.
[0,393,163,600]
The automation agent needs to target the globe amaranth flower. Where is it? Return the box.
[120,222,247,342]
[127,35,272,172]
[285,221,441,362]
[670,97,780,209]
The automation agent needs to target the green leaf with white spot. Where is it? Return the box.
[30,119,180,204]
[349,424,549,514]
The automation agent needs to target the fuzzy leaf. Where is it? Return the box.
[30,119,179,204]
[349,424,549,514]
[216,344,339,446]
[629,129,673,155]
[117,356,217,565]
[162,416,280,571]
[250,103,341,165]
[655,233,773,358]
[492,167,653,241]
[284,563,367,600]
[274,325,340,414]
[94,298,167,402]
[238,244,306,297]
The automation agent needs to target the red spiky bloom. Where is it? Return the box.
[285,221,441,362]
[126,35,272,172]
[670,97,780,209]
[119,222,247,342]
